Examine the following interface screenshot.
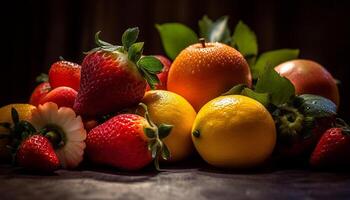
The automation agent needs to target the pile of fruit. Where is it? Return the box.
[0,16,349,173]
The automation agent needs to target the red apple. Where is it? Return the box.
[146,55,172,91]
[275,59,339,106]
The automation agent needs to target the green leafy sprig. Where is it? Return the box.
[138,103,173,171]
[88,27,164,89]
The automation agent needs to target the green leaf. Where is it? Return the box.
[95,31,113,47]
[35,73,48,83]
[158,124,173,139]
[198,15,213,40]
[252,49,299,79]
[11,108,19,124]
[241,88,270,107]
[222,84,247,96]
[144,127,156,139]
[208,16,231,44]
[137,56,163,74]
[255,67,295,106]
[161,144,170,160]
[122,27,139,50]
[156,23,198,60]
[128,42,144,63]
[297,94,337,118]
[140,68,160,90]
[231,21,258,61]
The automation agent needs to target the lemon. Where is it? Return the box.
[0,104,36,161]
[191,95,276,168]
[141,90,196,162]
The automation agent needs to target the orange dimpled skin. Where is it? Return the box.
[167,42,252,111]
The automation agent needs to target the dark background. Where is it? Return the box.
[2,0,350,119]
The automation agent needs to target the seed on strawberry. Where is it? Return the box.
[16,134,60,172]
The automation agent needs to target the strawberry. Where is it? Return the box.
[86,104,172,171]
[310,122,350,168]
[39,86,77,108]
[146,55,171,91]
[273,94,337,158]
[49,60,81,91]
[74,27,163,117]
[16,134,60,172]
[29,82,51,106]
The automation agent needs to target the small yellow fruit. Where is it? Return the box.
[192,95,276,168]
[0,104,36,161]
[141,90,196,162]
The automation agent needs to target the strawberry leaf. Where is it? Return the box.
[128,42,144,63]
[156,23,198,60]
[144,127,156,139]
[95,31,113,47]
[122,27,139,51]
[208,16,231,44]
[232,21,258,65]
[158,124,173,139]
[241,88,270,107]
[140,68,160,90]
[255,66,295,106]
[222,84,247,96]
[161,144,170,160]
[137,56,163,74]
[252,49,299,79]
[198,15,213,40]
[35,73,48,83]
[11,108,19,124]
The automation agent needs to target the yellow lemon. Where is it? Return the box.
[191,95,276,168]
[141,90,196,162]
[0,104,36,161]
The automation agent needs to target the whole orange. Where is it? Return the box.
[167,42,252,111]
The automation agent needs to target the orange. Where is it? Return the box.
[192,95,276,168]
[167,41,252,111]
[141,90,196,162]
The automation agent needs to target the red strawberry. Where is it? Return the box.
[40,86,77,108]
[146,55,171,91]
[49,60,81,91]
[29,82,51,106]
[86,110,172,171]
[74,28,163,117]
[16,135,60,172]
[310,126,350,168]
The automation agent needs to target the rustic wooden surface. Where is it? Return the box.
[1,160,350,200]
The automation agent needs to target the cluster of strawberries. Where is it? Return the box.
[7,28,173,173]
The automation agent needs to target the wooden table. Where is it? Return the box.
[1,160,350,200]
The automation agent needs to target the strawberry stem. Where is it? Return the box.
[275,105,305,140]
[138,103,173,170]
